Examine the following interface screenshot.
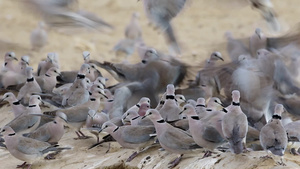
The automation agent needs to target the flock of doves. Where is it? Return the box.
[1,0,300,168]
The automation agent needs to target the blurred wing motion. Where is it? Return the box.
[22,0,113,30]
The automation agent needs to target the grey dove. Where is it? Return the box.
[2,52,18,72]
[0,92,26,118]
[222,90,248,154]
[100,121,156,162]
[125,12,142,41]
[30,21,48,51]
[36,67,61,93]
[86,109,109,142]
[140,0,187,54]
[260,104,288,157]
[182,104,225,158]
[23,112,67,144]
[37,52,60,76]
[1,126,69,169]
[143,109,200,168]
[17,67,42,105]
[159,84,181,122]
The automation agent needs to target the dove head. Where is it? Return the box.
[95,76,107,87]
[79,63,90,75]
[138,102,150,116]
[82,51,90,62]
[210,52,224,61]
[141,48,158,64]
[21,55,30,65]
[138,97,150,105]
[181,104,196,117]
[257,49,270,58]
[231,90,240,103]
[274,104,284,117]
[4,52,17,61]
[47,52,56,63]
[1,126,15,136]
[175,95,186,104]
[29,95,43,105]
[255,28,263,39]
[207,97,223,109]
[46,67,61,76]
[1,92,16,102]
[101,121,117,133]
[56,112,67,122]
[166,84,175,95]
[25,66,34,77]
[196,98,206,106]
[144,109,163,122]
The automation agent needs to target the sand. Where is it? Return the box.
[0,0,300,168]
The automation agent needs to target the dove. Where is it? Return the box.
[249,0,280,31]
[122,102,153,126]
[86,109,109,142]
[4,95,44,134]
[0,92,26,117]
[23,112,67,144]
[16,55,30,75]
[181,104,225,158]
[1,126,69,169]
[37,52,60,76]
[30,21,48,51]
[102,89,114,113]
[121,97,150,125]
[17,67,42,105]
[2,52,18,72]
[159,84,181,122]
[82,51,90,63]
[143,109,200,168]
[222,90,248,154]
[100,121,156,162]
[249,28,267,57]
[260,104,288,158]
[25,0,113,30]
[140,0,187,54]
[36,67,61,93]
[125,12,142,41]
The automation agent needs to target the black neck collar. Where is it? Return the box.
[131,116,140,121]
[27,77,34,82]
[8,133,16,136]
[77,74,85,79]
[272,114,282,120]
[156,119,165,123]
[206,109,212,111]
[191,116,200,120]
[107,99,113,102]
[166,95,175,100]
[45,74,51,77]
[90,98,96,101]
[223,108,228,113]
[136,104,140,108]
[196,104,205,107]
[28,105,37,107]
[232,102,240,106]
[113,126,120,132]
[13,100,20,105]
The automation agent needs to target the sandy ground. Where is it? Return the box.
[1,0,300,168]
